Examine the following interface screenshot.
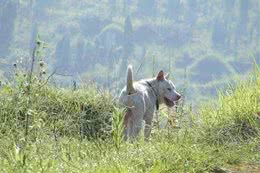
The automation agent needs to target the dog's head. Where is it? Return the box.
[156,70,181,107]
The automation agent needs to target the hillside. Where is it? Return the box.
[0,0,259,101]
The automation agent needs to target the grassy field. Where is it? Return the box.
[1,1,259,172]
[0,66,259,173]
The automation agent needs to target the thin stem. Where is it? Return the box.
[23,46,36,166]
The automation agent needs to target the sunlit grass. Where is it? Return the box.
[0,66,259,172]
[200,65,260,144]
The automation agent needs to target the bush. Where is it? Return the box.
[190,57,231,84]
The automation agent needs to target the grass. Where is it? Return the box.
[0,130,259,172]
[200,66,260,144]
[0,82,115,139]
[0,66,259,172]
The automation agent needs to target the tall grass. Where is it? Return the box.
[112,107,125,151]
[199,64,260,144]
[0,63,259,172]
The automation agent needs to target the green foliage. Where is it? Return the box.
[112,107,125,151]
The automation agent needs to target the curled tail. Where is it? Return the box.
[126,65,135,95]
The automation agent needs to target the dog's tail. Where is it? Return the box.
[126,65,135,94]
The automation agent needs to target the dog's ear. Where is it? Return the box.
[165,73,169,80]
[156,70,165,81]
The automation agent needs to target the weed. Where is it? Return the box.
[112,107,125,151]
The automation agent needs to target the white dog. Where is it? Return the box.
[119,65,181,140]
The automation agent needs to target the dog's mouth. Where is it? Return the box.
[164,97,175,107]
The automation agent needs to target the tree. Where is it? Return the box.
[75,37,85,72]
[30,23,38,54]
[186,0,198,27]
[222,0,236,51]
[120,16,133,73]
[123,16,133,60]
[55,35,71,73]
[212,18,227,49]
[137,0,156,16]
[109,0,116,17]
[166,0,181,21]
[224,0,235,13]
[0,1,17,57]
[239,0,249,34]
[123,0,132,15]
[33,0,55,20]
[235,0,250,45]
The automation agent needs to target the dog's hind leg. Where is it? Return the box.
[123,109,132,140]
[144,111,154,139]
[129,113,143,140]
[128,101,145,141]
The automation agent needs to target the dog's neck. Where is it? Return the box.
[143,78,161,110]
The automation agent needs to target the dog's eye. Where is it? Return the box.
[167,88,172,91]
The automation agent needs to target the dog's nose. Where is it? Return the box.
[176,94,181,100]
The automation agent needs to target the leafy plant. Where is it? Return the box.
[112,107,125,151]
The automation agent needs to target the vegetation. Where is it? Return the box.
[0,55,259,172]
[0,1,260,172]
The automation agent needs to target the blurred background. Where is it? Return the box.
[0,0,259,102]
